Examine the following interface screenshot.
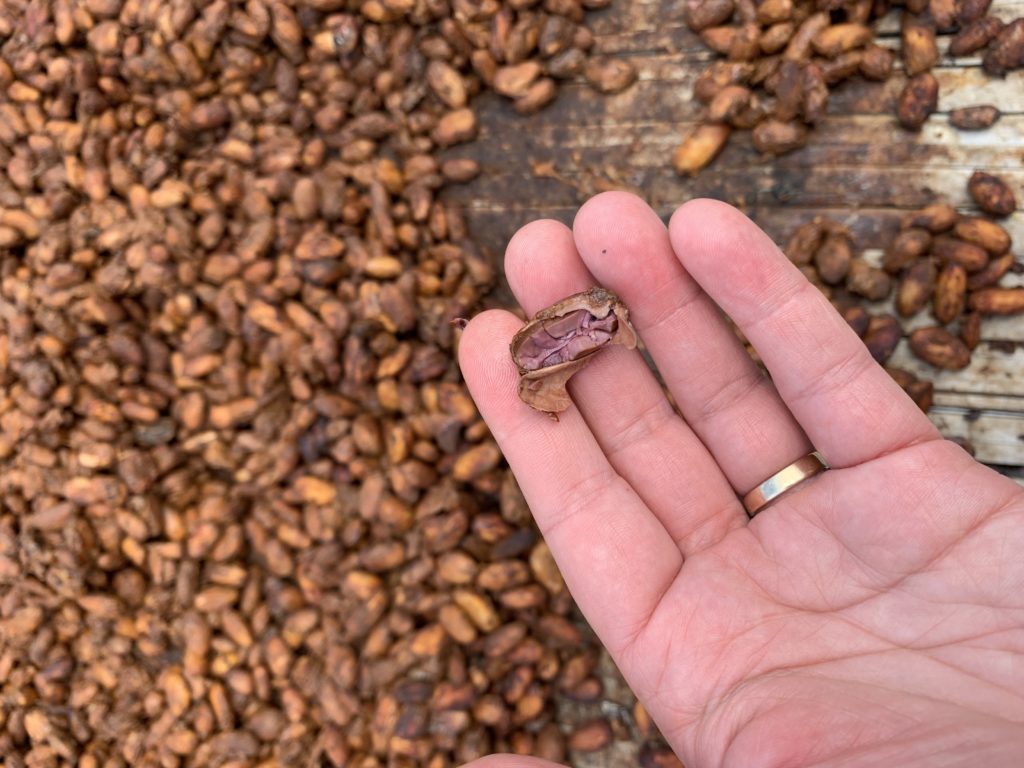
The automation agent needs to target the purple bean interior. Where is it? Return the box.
[516,310,618,371]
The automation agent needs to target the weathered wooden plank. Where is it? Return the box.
[930,407,1024,465]
[747,208,1024,253]
[457,202,1022,253]
[531,64,1024,119]
[889,342,1024,397]
[472,115,1024,166]
[454,163,1024,212]
[476,110,1024,143]
[587,0,1024,48]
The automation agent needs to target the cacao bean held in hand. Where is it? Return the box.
[511,289,638,416]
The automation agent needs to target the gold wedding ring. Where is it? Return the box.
[743,452,829,517]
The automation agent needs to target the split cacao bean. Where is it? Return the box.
[511,289,638,416]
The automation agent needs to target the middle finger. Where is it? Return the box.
[504,219,745,555]
[572,192,813,496]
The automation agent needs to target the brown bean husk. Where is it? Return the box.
[510,288,638,416]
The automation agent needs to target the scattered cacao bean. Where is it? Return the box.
[863,313,903,363]
[960,312,982,350]
[814,230,853,284]
[968,171,1017,217]
[954,217,1012,255]
[673,124,732,175]
[902,17,939,76]
[950,15,1005,56]
[902,203,958,233]
[949,105,1001,130]
[847,260,893,300]
[969,288,1024,315]
[931,235,989,273]
[752,118,808,154]
[933,263,968,324]
[884,228,932,273]
[909,327,972,370]
[982,19,1024,76]
[896,258,937,317]
[897,72,938,130]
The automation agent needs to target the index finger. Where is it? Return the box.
[668,200,939,467]
[457,310,683,655]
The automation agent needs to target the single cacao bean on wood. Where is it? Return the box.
[897,72,938,130]
[968,171,1017,217]
[909,327,971,370]
[673,124,731,175]
[949,105,1001,130]
[969,288,1024,315]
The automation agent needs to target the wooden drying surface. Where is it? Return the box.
[446,0,1024,475]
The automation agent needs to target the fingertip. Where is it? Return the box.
[573,191,677,299]
[506,218,572,270]
[457,309,522,404]
[461,756,566,768]
[668,198,757,256]
[573,190,665,255]
[505,219,585,307]
[668,198,786,303]
[574,189,653,231]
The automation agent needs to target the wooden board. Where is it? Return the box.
[445,0,1024,475]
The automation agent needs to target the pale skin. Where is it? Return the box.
[456,194,1024,768]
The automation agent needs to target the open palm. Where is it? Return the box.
[457,195,1024,768]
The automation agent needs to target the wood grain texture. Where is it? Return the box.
[447,1,1024,468]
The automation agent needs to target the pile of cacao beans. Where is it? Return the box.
[675,0,1024,174]
[783,177,1022,412]
[0,0,670,765]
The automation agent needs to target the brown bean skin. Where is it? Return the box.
[949,105,1000,130]
[897,72,938,130]
[909,327,971,370]
[968,171,1017,217]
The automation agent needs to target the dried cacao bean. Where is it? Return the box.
[967,171,1017,217]
[897,72,938,130]
[949,105,1001,130]
[909,327,971,370]
[511,289,638,415]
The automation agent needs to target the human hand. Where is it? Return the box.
[457,194,1024,768]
